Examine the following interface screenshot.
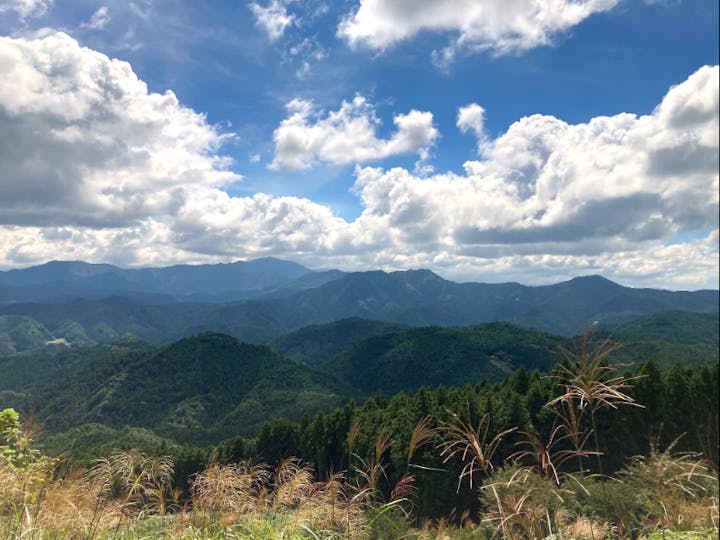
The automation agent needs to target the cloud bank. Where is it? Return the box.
[0,32,717,289]
[338,0,619,63]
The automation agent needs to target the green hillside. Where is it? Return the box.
[0,315,55,355]
[600,311,720,370]
[608,340,719,370]
[1,310,717,452]
[269,317,408,365]
[324,322,562,395]
[0,337,152,395]
[610,310,719,346]
[22,333,353,444]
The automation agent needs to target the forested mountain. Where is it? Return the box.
[272,270,716,334]
[269,318,408,366]
[603,310,720,370]
[0,315,56,356]
[2,333,352,444]
[1,308,717,451]
[0,338,153,397]
[0,260,717,357]
[610,310,719,345]
[323,322,562,394]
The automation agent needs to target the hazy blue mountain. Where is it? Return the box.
[222,270,718,336]
[0,264,716,355]
[0,258,316,304]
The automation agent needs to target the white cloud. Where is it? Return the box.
[457,103,485,136]
[352,65,718,245]
[0,0,51,19]
[338,0,619,61]
[0,32,716,289]
[249,0,295,41]
[81,6,110,30]
[270,95,439,170]
[0,32,345,265]
[457,103,487,151]
[0,32,239,227]
[341,65,718,286]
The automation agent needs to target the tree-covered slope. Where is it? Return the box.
[0,338,152,395]
[20,333,353,443]
[2,308,717,452]
[602,310,720,370]
[323,322,563,395]
[269,317,408,366]
[610,310,719,346]
[0,315,55,355]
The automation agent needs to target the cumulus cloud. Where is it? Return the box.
[249,0,295,41]
[338,0,619,62]
[0,31,716,289]
[0,32,345,263]
[0,32,239,227]
[270,95,439,170]
[0,0,51,19]
[352,65,718,249]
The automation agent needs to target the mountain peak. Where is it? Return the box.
[565,275,620,286]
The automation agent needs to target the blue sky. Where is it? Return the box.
[0,0,718,289]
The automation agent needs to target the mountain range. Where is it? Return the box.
[1,310,717,448]
[0,258,717,356]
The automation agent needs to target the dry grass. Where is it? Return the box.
[546,327,645,473]
[509,424,598,485]
[271,457,315,509]
[555,509,610,539]
[191,458,269,513]
[438,408,516,492]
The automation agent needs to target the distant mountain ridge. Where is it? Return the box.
[0,258,319,304]
[0,258,717,355]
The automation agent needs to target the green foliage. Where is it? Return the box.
[326,322,562,395]
[0,408,43,470]
[4,333,353,444]
[270,317,408,366]
[611,310,719,346]
[0,315,55,356]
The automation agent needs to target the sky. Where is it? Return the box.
[0,0,718,289]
